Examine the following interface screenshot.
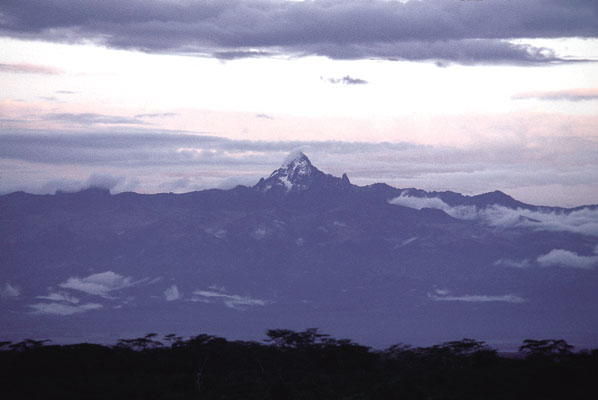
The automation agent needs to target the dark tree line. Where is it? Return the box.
[1,330,597,399]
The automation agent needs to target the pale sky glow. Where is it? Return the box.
[1,0,597,206]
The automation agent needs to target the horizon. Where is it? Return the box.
[5,150,598,210]
[1,1,598,207]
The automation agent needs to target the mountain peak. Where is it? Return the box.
[280,151,314,179]
[254,152,351,193]
[282,150,310,168]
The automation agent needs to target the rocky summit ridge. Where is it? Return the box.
[254,152,351,193]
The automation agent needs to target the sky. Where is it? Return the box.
[1,0,597,207]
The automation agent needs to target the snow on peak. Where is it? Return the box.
[256,151,346,193]
[282,149,308,167]
[281,151,313,178]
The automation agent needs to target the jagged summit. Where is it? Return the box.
[280,151,314,179]
[281,150,310,168]
[254,152,351,193]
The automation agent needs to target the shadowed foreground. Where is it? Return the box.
[1,330,597,400]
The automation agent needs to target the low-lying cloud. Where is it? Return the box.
[429,289,525,303]
[191,289,269,310]
[164,284,182,301]
[36,291,79,304]
[537,249,598,269]
[493,258,532,269]
[1,282,20,299]
[389,195,449,211]
[29,302,103,316]
[389,194,598,236]
[59,271,138,297]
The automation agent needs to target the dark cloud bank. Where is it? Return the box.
[2,129,598,204]
[1,0,596,64]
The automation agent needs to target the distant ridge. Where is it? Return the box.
[1,151,597,349]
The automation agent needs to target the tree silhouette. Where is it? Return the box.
[1,332,596,399]
[8,339,51,351]
[265,328,329,349]
[116,333,164,351]
[519,339,574,359]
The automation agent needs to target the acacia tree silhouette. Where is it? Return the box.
[519,339,574,359]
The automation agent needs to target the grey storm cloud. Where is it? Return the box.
[1,0,596,65]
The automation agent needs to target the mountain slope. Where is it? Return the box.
[1,153,597,349]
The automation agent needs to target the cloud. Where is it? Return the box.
[134,112,177,119]
[327,75,368,85]
[212,50,274,60]
[537,249,598,269]
[389,194,598,236]
[59,271,138,297]
[1,283,20,298]
[164,284,182,301]
[313,39,571,65]
[493,258,532,269]
[43,113,146,125]
[0,62,62,74]
[513,88,598,102]
[29,302,103,316]
[39,96,59,102]
[191,289,268,310]
[0,0,595,64]
[16,173,138,196]
[388,194,450,211]
[36,291,79,304]
[429,289,525,303]
[85,174,125,191]
[1,128,598,206]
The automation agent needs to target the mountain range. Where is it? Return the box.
[1,152,597,350]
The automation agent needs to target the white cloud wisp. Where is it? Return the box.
[191,289,269,310]
[429,289,525,304]
[29,302,103,316]
[389,194,598,236]
[164,284,183,301]
[537,249,598,269]
[1,282,20,299]
[59,271,138,297]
